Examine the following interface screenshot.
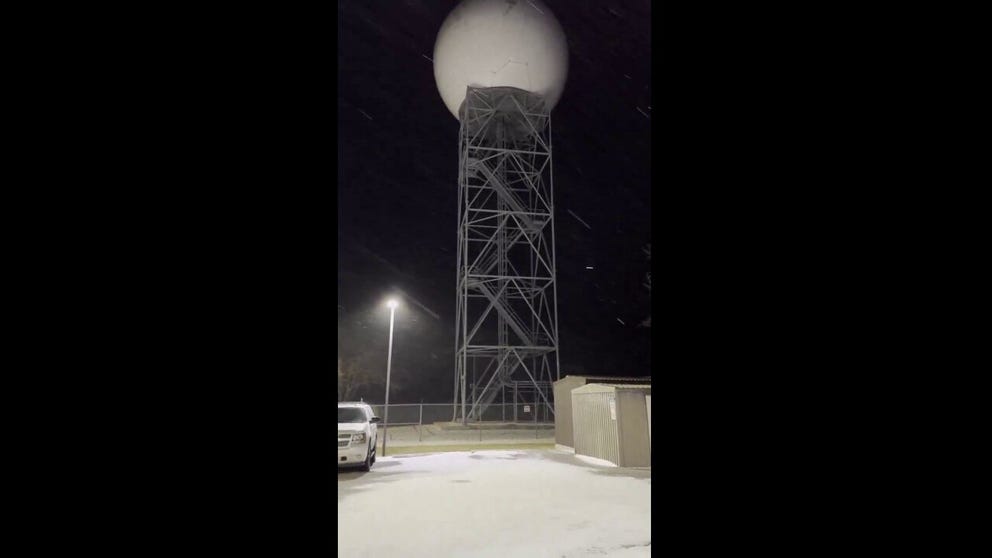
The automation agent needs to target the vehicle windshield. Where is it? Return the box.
[338,407,368,424]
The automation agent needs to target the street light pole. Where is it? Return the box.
[382,299,398,457]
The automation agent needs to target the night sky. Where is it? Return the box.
[337,0,652,403]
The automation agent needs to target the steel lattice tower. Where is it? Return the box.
[453,86,560,424]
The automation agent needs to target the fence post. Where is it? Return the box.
[419,400,423,442]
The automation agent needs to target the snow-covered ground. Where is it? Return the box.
[338,449,651,557]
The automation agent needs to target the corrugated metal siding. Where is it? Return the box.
[553,383,567,446]
[553,377,585,447]
[572,390,620,466]
[617,390,651,467]
[646,395,651,446]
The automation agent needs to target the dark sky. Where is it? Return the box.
[337,0,652,403]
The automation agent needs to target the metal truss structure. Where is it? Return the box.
[453,86,561,424]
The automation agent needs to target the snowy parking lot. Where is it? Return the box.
[338,449,651,557]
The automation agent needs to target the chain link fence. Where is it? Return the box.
[343,403,555,447]
[363,403,554,426]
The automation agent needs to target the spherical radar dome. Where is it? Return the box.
[433,0,568,120]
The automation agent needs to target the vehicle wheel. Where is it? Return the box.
[360,442,372,471]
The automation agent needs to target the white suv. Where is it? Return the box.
[337,402,380,471]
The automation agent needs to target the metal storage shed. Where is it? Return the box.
[571,383,652,467]
[552,375,651,450]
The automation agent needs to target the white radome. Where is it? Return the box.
[433,0,568,120]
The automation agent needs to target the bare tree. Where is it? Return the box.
[337,354,381,401]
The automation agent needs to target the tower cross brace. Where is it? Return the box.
[453,86,561,424]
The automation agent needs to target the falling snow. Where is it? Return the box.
[338,1,652,396]
[566,209,592,230]
[526,0,545,15]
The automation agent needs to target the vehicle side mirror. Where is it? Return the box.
[370,416,381,423]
